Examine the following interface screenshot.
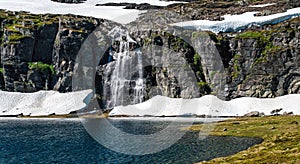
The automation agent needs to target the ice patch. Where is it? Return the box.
[171,7,300,33]
[109,94,300,116]
[0,90,93,116]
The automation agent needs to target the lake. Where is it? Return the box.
[0,118,262,163]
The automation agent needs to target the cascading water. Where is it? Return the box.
[133,50,144,104]
[104,28,145,109]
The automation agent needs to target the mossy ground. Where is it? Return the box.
[188,115,300,163]
[28,62,55,74]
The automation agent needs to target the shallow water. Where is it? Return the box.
[0,118,262,163]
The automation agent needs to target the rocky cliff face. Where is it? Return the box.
[220,18,300,99]
[95,30,210,108]
[0,9,299,109]
[0,10,100,92]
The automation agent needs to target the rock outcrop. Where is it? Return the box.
[0,2,299,109]
[166,0,298,21]
[217,17,300,99]
[0,10,100,92]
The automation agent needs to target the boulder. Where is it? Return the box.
[244,111,260,117]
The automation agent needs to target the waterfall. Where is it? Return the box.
[133,50,144,104]
[104,29,144,109]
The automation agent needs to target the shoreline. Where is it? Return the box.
[192,115,300,163]
[0,113,298,119]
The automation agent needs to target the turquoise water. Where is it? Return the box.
[0,118,262,163]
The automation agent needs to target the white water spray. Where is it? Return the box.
[104,28,144,109]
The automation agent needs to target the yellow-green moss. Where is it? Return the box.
[28,62,55,74]
[8,33,30,42]
[188,115,300,164]
[236,30,274,47]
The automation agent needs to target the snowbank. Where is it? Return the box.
[0,90,93,116]
[171,7,300,33]
[0,0,183,24]
[249,3,276,8]
[109,94,300,116]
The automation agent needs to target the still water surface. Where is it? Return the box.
[0,118,262,163]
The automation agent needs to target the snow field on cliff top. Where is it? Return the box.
[0,0,183,24]
[109,94,300,116]
[0,90,93,116]
[1,0,299,31]
[171,7,300,33]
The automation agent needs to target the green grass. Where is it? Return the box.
[236,31,264,39]
[188,115,300,163]
[236,30,273,47]
[0,67,3,74]
[28,62,55,74]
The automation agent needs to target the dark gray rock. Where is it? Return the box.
[1,36,34,62]
[0,11,101,93]
[27,70,43,90]
[271,108,283,115]
[14,81,36,93]
[33,23,58,64]
[288,0,300,8]
[96,3,163,10]
[51,0,86,4]
[0,71,4,90]
[3,62,16,91]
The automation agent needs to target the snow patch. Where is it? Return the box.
[0,0,184,24]
[109,94,300,116]
[171,7,300,33]
[249,3,276,8]
[0,90,93,116]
